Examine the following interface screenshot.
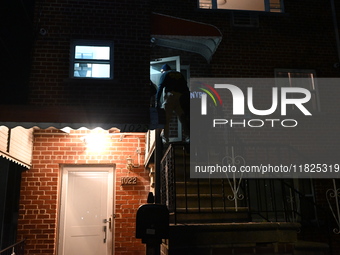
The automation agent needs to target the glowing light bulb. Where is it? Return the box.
[83,134,107,152]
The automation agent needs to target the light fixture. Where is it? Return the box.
[80,133,107,152]
[217,0,227,5]
[126,156,139,170]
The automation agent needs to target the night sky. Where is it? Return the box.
[1,0,35,104]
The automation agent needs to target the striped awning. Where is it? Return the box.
[151,13,222,62]
[0,105,150,132]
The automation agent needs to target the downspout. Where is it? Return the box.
[330,0,340,66]
[117,133,143,167]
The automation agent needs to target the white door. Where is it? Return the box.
[58,166,114,255]
[150,56,181,89]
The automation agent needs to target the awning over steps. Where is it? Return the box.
[151,13,222,62]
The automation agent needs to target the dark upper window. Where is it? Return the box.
[199,0,284,13]
[275,69,320,112]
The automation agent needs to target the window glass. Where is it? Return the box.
[74,63,110,78]
[75,46,110,60]
[199,0,283,12]
[71,42,112,79]
[275,70,319,111]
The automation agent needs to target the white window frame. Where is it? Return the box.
[70,40,114,79]
[198,0,284,13]
[275,69,320,112]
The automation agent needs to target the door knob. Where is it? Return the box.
[104,218,112,229]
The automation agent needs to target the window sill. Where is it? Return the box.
[64,78,118,84]
[196,8,289,17]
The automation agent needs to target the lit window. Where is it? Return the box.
[71,41,113,79]
[199,0,284,13]
[275,69,319,112]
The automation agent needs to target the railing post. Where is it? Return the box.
[326,179,340,234]
[211,0,217,9]
[264,0,270,11]
[154,128,162,204]
[223,146,245,212]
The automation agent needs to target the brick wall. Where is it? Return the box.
[151,0,340,183]
[11,0,340,253]
[28,0,151,123]
[17,128,149,255]
[151,0,339,78]
[151,1,340,252]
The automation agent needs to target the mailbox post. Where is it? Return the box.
[136,203,169,255]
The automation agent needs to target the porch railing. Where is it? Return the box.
[247,179,330,227]
[0,240,25,255]
[160,143,249,223]
[160,143,331,229]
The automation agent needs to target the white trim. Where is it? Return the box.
[150,56,186,142]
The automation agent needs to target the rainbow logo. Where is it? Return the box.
[199,83,223,107]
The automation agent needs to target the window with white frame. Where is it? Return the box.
[70,41,113,79]
[275,69,320,112]
[199,0,283,13]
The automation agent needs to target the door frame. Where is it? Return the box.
[150,56,191,142]
[57,164,115,255]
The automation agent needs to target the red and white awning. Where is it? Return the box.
[151,13,222,62]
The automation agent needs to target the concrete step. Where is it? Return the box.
[172,207,250,223]
[162,223,329,255]
[172,212,250,224]
[163,222,301,255]
[175,181,242,196]
[175,207,249,213]
[175,195,244,209]
[294,241,329,255]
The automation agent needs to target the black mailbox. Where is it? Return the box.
[136,203,169,242]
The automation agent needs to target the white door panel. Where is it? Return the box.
[59,166,114,255]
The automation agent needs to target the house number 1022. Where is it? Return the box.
[121,176,137,185]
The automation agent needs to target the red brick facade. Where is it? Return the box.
[151,1,340,253]
[151,0,339,78]
[17,129,149,254]
[7,0,151,125]
[2,0,340,254]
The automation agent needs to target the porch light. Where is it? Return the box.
[126,156,138,170]
[81,133,107,151]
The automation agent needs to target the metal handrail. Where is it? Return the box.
[161,143,329,223]
[0,240,25,255]
[247,179,330,225]
[161,143,248,220]
[160,140,335,251]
